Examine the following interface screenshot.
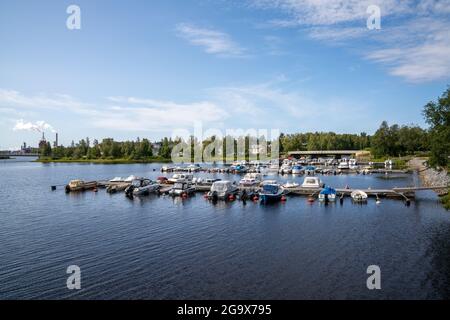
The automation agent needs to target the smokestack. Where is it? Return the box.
[54,133,58,147]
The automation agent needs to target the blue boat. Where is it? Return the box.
[292,165,304,174]
[318,186,337,202]
[234,165,248,173]
[259,183,283,204]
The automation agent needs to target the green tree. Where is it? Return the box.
[423,87,450,167]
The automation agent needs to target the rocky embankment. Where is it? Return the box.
[409,158,449,196]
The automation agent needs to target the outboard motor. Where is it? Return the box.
[125,185,135,198]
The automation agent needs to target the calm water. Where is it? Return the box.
[1,158,450,299]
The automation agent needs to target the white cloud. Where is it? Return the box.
[13,119,56,133]
[0,89,96,115]
[95,96,228,131]
[250,0,450,82]
[176,23,245,57]
[251,0,410,25]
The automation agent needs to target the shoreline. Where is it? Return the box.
[408,158,449,210]
[36,158,172,164]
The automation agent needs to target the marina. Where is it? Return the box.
[60,163,448,205]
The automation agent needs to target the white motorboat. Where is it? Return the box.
[338,160,349,169]
[186,164,201,172]
[124,175,138,182]
[168,173,194,184]
[301,177,323,188]
[208,181,239,200]
[110,176,124,182]
[169,182,196,197]
[239,173,262,186]
[351,190,368,202]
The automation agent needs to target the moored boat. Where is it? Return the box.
[65,180,97,193]
[318,186,337,202]
[259,183,284,204]
[168,182,196,197]
[125,179,160,197]
[301,177,323,188]
[292,165,304,174]
[351,190,368,202]
[207,180,239,200]
[168,173,193,184]
[239,173,262,186]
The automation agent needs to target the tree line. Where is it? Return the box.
[40,87,449,167]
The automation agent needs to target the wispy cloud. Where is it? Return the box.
[251,0,409,26]
[176,23,245,57]
[0,89,96,115]
[101,96,228,131]
[249,0,450,82]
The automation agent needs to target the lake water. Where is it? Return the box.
[1,158,450,299]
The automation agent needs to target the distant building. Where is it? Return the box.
[38,132,47,149]
[21,142,33,154]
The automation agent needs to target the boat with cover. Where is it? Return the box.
[318,186,337,202]
[351,190,368,202]
[125,179,160,197]
[207,181,239,200]
[259,183,284,204]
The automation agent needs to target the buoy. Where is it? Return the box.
[307,197,315,203]
[281,196,287,202]
[182,192,188,198]
[51,186,56,191]
[93,188,98,193]
[229,194,235,201]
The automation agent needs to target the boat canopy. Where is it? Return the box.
[305,166,316,170]
[262,184,279,194]
[320,186,336,195]
[211,181,233,192]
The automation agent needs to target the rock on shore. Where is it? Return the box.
[409,158,449,195]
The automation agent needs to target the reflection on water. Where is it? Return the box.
[0,161,449,299]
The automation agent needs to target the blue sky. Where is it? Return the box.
[1,0,449,149]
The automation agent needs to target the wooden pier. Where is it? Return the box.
[68,178,448,203]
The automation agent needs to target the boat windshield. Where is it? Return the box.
[174,182,185,189]
[212,182,230,192]
[263,184,279,194]
[305,178,318,185]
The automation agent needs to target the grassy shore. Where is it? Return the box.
[36,157,172,164]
